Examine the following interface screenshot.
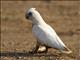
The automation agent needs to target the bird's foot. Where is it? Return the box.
[29,50,37,54]
[37,50,48,54]
[29,50,47,54]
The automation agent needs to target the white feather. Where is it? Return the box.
[27,8,72,53]
[32,24,66,50]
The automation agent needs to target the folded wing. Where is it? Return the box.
[32,24,66,51]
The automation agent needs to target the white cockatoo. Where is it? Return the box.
[25,8,72,54]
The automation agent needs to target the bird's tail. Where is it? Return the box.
[61,46,72,54]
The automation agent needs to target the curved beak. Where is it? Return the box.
[25,14,29,19]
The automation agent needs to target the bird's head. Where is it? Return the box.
[25,8,45,25]
[25,8,36,20]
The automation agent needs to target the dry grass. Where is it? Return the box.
[1,1,80,60]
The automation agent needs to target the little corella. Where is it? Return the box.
[25,8,72,54]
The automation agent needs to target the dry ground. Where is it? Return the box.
[1,1,80,60]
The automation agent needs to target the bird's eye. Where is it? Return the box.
[28,12,32,16]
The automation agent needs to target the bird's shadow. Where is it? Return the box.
[0,51,58,57]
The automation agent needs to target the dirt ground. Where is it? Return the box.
[1,1,80,60]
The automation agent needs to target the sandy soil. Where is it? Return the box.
[1,1,80,60]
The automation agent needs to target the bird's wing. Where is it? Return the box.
[47,25,66,47]
[32,24,66,50]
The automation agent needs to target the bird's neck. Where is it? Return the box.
[32,15,47,26]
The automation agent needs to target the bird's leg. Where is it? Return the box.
[29,41,40,54]
[43,46,48,53]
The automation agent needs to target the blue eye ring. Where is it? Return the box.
[28,12,32,16]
